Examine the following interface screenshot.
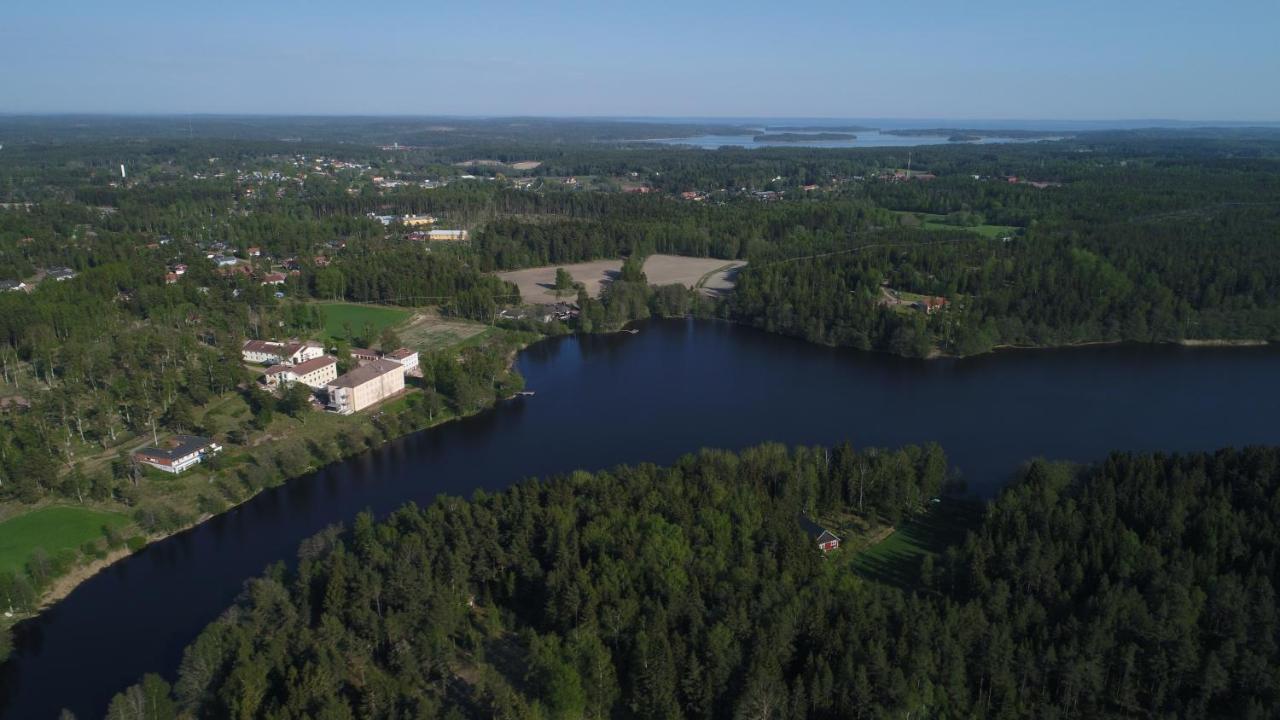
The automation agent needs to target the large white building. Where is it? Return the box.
[326,358,406,415]
[242,339,325,365]
[264,355,339,389]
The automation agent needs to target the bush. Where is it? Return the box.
[126,536,147,552]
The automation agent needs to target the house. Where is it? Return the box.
[246,247,262,257]
[133,435,222,474]
[800,516,841,552]
[165,272,179,284]
[401,214,436,227]
[0,280,28,292]
[47,267,77,282]
[214,255,239,267]
[920,296,949,314]
[325,358,406,414]
[172,263,188,275]
[242,339,325,365]
[260,272,287,286]
[425,229,468,241]
[264,355,338,389]
[349,347,381,364]
[384,347,420,376]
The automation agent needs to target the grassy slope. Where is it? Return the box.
[0,506,129,576]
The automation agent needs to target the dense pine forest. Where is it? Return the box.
[103,443,1280,719]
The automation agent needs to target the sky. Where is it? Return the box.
[3,0,1279,120]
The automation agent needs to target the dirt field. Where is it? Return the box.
[499,259,624,304]
[498,255,747,304]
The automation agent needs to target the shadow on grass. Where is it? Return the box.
[852,500,984,590]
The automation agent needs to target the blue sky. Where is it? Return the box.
[3,0,1278,120]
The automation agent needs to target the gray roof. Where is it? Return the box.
[136,435,215,460]
[328,358,403,389]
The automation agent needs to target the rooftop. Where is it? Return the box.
[290,355,337,374]
[136,435,216,460]
[328,358,403,388]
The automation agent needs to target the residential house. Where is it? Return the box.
[401,214,436,227]
[47,267,77,282]
[325,358,406,414]
[0,280,28,292]
[134,435,223,474]
[260,272,287,286]
[815,529,841,552]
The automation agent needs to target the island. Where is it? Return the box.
[753,132,857,142]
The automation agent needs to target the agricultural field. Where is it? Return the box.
[397,311,492,352]
[894,210,1021,239]
[0,506,129,576]
[318,302,411,341]
[497,254,747,304]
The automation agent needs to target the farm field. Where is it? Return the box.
[397,311,492,352]
[0,506,130,576]
[894,211,1021,239]
[318,302,411,341]
[497,254,747,304]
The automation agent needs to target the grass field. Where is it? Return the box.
[398,311,492,352]
[0,506,130,576]
[852,500,983,589]
[319,303,411,341]
[895,211,1021,239]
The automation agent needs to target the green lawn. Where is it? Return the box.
[851,500,983,589]
[318,303,411,342]
[894,211,1021,239]
[0,506,130,576]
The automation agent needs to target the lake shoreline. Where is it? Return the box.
[1,336,539,660]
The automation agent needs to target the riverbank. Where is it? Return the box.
[0,326,537,662]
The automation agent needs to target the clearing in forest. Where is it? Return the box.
[497,255,747,304]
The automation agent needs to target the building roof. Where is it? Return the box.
[328,358,403,388]
[263,364,293,376]
[385,347,416,360]
[243,339,285,354]
[290,355,337,374]
[136,435,216,460]
[816,529,841,545]
[349,346,378,357]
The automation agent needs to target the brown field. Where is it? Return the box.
[497,255,747,304]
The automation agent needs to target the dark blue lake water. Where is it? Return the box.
[3,318,1279,718]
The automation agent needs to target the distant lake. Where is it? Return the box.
[648,130,1061,149]
[4,319,1279,718]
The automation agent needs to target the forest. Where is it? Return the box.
[102,443,1280,719]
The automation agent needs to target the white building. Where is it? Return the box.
[384,347,421,377]
[133,435,223,474]
[242,339,325,365]
[426,229,469,241]
[264,355,338,389]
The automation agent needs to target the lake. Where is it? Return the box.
[3,318,1279,718]
[647,130,1059,149]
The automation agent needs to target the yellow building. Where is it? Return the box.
[325,358,405,414]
